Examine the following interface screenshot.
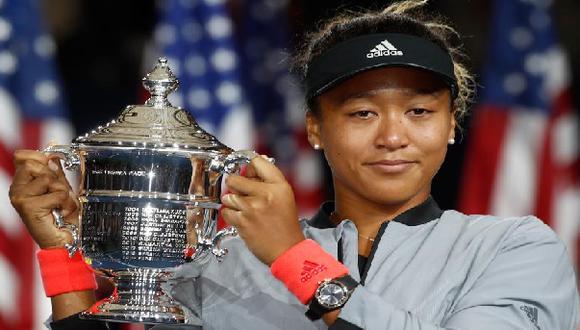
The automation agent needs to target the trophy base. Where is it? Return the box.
[80,301,187,324]
[80,268,200,325]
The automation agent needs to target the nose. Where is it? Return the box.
[374,112,409,150]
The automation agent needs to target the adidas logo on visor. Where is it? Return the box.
[366,39,404,58]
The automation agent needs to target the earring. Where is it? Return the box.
[313,144,321,150]
[448,138,455,145]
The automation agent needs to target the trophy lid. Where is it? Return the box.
[74,58,231,153]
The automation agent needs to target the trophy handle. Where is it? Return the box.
[51,209,80,257]
[42,145,81,257]
[42,145,81,170]
[207,151,275,260]
[210,226,238,261]
[209,150,257,174]
[209,150,275,174]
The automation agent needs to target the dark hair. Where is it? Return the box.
[293,0,475,124]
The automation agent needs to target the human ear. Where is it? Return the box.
[448,108,457,142]
[305,111,322,150]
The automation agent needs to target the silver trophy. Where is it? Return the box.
[44,58,259,325]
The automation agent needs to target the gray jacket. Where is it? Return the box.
[159,198,579,329]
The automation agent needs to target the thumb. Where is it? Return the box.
[248,156,284,183]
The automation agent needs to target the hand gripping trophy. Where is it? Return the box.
[44,58,260,325]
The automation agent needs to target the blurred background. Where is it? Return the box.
[0,0,578,329]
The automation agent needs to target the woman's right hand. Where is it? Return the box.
[9,149,79,249]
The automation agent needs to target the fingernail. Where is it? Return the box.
[48,160,59,172]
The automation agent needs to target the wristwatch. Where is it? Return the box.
[305,275,359,320]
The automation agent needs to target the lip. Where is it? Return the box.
[364,159,417,174]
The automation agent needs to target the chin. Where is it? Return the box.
[371,190,420,206]
[335,168,429,206]
[362,182,422,206]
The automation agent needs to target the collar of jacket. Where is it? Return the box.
[308,196,443,229]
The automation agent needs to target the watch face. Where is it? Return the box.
[317,282,347,308]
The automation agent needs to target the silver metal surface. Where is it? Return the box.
[51,209,79,257]
[210,226,238,261]
[41,58,265,325]
[80,269,199,325]
[74,57,232,152]
[209,150,257,174]
[43,145,80,170]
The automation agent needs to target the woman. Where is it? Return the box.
[9,1,579,329]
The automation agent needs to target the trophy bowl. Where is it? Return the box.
[44,58,258,324]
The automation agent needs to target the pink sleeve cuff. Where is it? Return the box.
[37,248,97,297]
[270,239,349,304]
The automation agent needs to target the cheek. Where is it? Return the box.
[319,122,366,169]
[419,130,447,151]
[413,120,450,167]
[321,129,348,165]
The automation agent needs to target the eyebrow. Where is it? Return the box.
[337,87,446,104]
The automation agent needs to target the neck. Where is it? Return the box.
[332,184,431,238]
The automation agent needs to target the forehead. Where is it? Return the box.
[321,66,450,102]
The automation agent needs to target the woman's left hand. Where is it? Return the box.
[221,156,305,266]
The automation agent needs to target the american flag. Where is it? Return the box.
[154,0,254,151]
[460,0,579,270]
[237,0,324,215]
[0,1,74,330]
[153,0,324,216]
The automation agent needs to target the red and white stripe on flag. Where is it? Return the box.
[461,95,579,267]
[459,0,579,272]
[0,1,75,327]
[1,117,74,330]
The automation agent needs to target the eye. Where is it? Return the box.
[407,108,433,116]
[349,110,375,119]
